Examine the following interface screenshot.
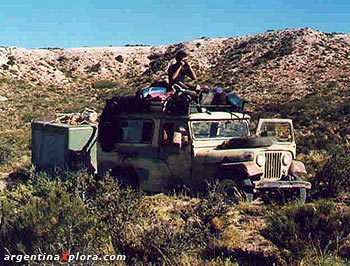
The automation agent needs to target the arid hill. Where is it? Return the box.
[1,28,349,103]
[0,27,349,171]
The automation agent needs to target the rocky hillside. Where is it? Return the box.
[1,28,349,102]
[0,27,349,170]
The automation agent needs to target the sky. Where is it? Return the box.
[0,0,349,48]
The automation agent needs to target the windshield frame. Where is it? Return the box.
[190,119,250,141]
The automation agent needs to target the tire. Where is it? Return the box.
[216,179,253,203]
[243,185,254,202]
[293,174,307,203]
[111,168,139,190]
[282,188,307,203]
[296,187,307,203]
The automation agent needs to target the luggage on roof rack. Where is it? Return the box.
[100,86,246,118]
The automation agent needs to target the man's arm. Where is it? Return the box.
[168,62,185,82]
[186,62,197,81]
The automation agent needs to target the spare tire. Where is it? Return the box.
[218,136,274,149]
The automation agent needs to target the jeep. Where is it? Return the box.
[97,102,311,202]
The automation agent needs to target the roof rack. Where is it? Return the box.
[188,103,245,114]
[101,95,247,118]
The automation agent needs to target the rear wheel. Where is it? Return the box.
[111,168,139,189]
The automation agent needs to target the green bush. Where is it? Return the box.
[6,168,350,265]
[115,55,124,63]
[94,177,229,265]
[313,150,350,199]
[0,171,112,265]
[7,56,16,66]
[1,170,228,265]
[0,130,30,171]
[86,63,101,73]
[262,200,350,264]
[93,80,120,89]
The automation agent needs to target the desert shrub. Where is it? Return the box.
[57,55,68,62]
[147,53,169,74]
[92,177,229,265]
[115,55,124,63]
[7,56,16,66]
[0,130,30,171]
[0,171,110,265]
[93,80,120,89]
[263,200,350,264]
[312,150,350,199]
[86,63,101,73]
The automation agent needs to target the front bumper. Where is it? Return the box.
[255,180,311,189]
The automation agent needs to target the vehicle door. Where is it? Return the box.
[111,118,162,189]
[256,118,296,156]
[158,119,192,187]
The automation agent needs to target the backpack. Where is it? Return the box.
[226,92,245,111]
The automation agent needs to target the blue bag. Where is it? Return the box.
[226,93,245,111]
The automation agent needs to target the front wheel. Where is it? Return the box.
[294,187,307,203]
[291,174,307,203]
[216,179,253,204]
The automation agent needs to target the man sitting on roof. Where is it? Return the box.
[167,50,197,91]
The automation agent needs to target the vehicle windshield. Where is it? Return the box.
[191,120,249,139]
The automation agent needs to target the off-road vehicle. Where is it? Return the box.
[97,93,311,202]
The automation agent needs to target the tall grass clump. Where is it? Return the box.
[0,169,237,265]
[262,200,350,265]
[0,130,30,171]
[0,170,111,265]
[312,149,350,200]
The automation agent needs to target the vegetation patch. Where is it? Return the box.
[115,55,124,63]
[86,63,101,73]
[0,130,30,171]
[312,150,350,200]
[263,201,350,265]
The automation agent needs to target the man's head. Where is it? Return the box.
[175,50,189,61]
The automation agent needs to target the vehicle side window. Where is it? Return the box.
[116,120,153,143]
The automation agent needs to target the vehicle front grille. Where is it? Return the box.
[264,152,282,180]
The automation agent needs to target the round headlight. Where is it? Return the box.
[282,153,293,166]
[256,154,265,167]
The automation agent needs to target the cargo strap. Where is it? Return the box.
[82,125,98,154]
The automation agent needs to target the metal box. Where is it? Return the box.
[31,122,97,172]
